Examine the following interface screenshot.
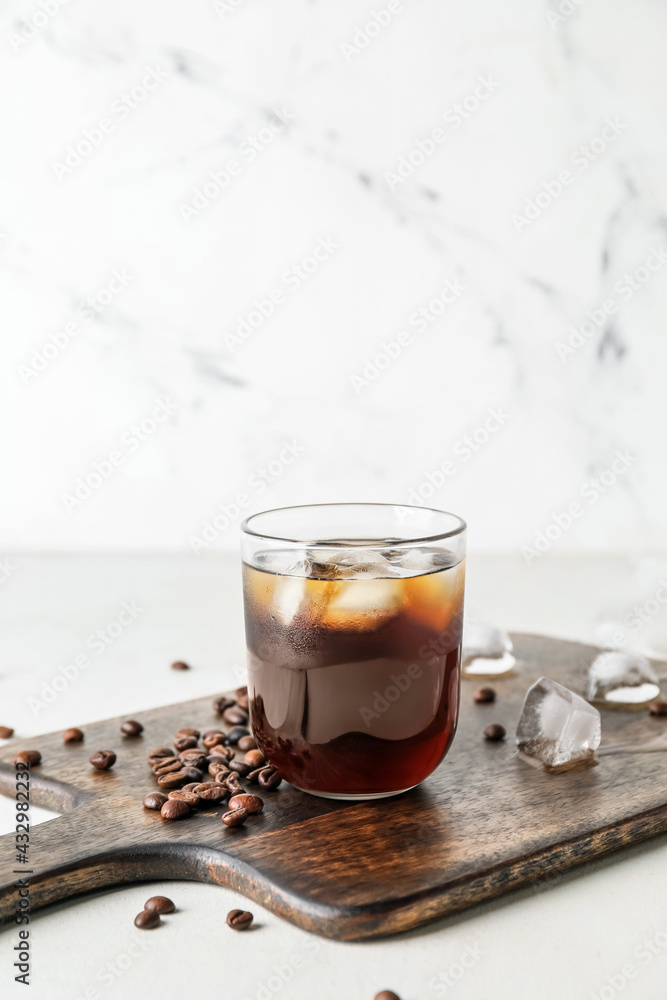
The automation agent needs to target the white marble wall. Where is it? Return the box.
[2,0,666,553]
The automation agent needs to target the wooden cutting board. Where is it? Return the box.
[1,634,666,941]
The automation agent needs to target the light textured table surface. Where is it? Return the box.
[1,553,667,1000]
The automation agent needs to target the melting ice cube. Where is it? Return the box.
[587,651,661,709]
[462,622,516,677]
[517,677,601,771]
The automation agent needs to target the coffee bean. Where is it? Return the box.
[147,748,174,765]
[193,782,228,802]
[222,773,244,797]
[228,760,251,777]
[225,726,250,746]
[223,707,248,726]
[0,726,14,739]
[171,660,190,671]
[226,908,253,930]
[160,798,191,820]
[153,759,182,775]
[222,807,249,827]
[157,770,190,789]
[181,782,203,793]
[246,767,265,785]
[258,767,283,791]
[168,790,200,809]
[63,727,84,743]
[649,700,667,717]
[209,762,230,778]
[473,687,496,704]
[236,692,250,713]
[121,720,144,737]
[134,909,161,929]
[90,750,116,770]
[175,727,200,739]
[144,896,175,914]
[14,750,41,767]
[143,792,168,810]
[229,793,264,815]
[213,696,235,715]
[374,992,401,1000]
[235,685,248,699]
[237,735,257,752]
[178,751,207,770]
[244,749,265,769]
[202,732,226,749]
[174,735,198,752]
[483,724,506,742]
[209,745,235,762]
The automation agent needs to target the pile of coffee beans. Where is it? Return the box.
[143,687,283,830]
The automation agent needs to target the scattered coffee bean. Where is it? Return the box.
[258,767,283,791]
[236,692,250,713]
[229,794,264,815]
[237,735,257,752]
[209,762,230,778]
[246,767,265,785]
[144,896,175,914]
[649,700,667,717]
[90,750,116,770]
[148,748,174,765]
[226,908,253,931]
[202,732,226,749]
[222,773,244,797]
[14,750,41,767]
[171,660,190,671]
[168,790,201,809]
[134,909,160,929]
[0,726,14,739]
[174,735,198,752]
[160,798,191,820]
[143,792,168,811]
[225,725,250,746]
[235,685,248,699]
[210,745,235,762]
[157,770,190,789]
[181,766,203,782]
[374,992,401,1000]
[175,727,200,739]
[223,707,248,726]
[153,759,182,775]
[181,782,203,793]
[228,760,251,777]
[121,720,144,737]
[244,749,265,769]
[222,807,249,828]
[63,727,84,743]
[483,724,506,742]
[473,687,496,704]
[178,751,207,770]
[213,695,235,715]
[193,782,228,802]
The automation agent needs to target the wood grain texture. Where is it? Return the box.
[1,633,666,940]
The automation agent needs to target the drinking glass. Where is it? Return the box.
[241,503,466,800]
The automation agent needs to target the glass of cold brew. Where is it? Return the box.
[241,503,466,800]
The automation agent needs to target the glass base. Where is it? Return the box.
[288,783,418,801]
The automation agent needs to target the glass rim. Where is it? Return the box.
[240,502,467,547]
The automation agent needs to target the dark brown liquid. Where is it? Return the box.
[242,552,465,796]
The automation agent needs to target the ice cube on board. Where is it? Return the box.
[462,622,516,677]
[587,651,661,708]
[516,677,601,770]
